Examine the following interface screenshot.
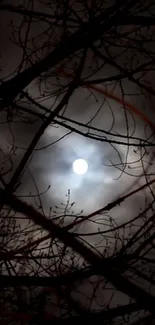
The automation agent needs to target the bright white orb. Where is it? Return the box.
[73,159,88,175]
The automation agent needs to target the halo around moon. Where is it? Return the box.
[72,159,88,175]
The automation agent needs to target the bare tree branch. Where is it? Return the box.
[1,189,155,314]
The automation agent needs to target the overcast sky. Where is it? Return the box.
[1,2,155,322]
[0,1,155,231]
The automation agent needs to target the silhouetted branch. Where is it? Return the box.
[1,189,155,314]
[0,0,138,109]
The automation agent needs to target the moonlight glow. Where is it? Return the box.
[73,159,88,175]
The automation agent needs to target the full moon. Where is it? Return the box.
[72,159,88,175]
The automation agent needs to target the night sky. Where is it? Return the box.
[1,1,155,323]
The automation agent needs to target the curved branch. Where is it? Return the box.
[1,188,155,314]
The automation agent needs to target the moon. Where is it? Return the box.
[72,159,88,175]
